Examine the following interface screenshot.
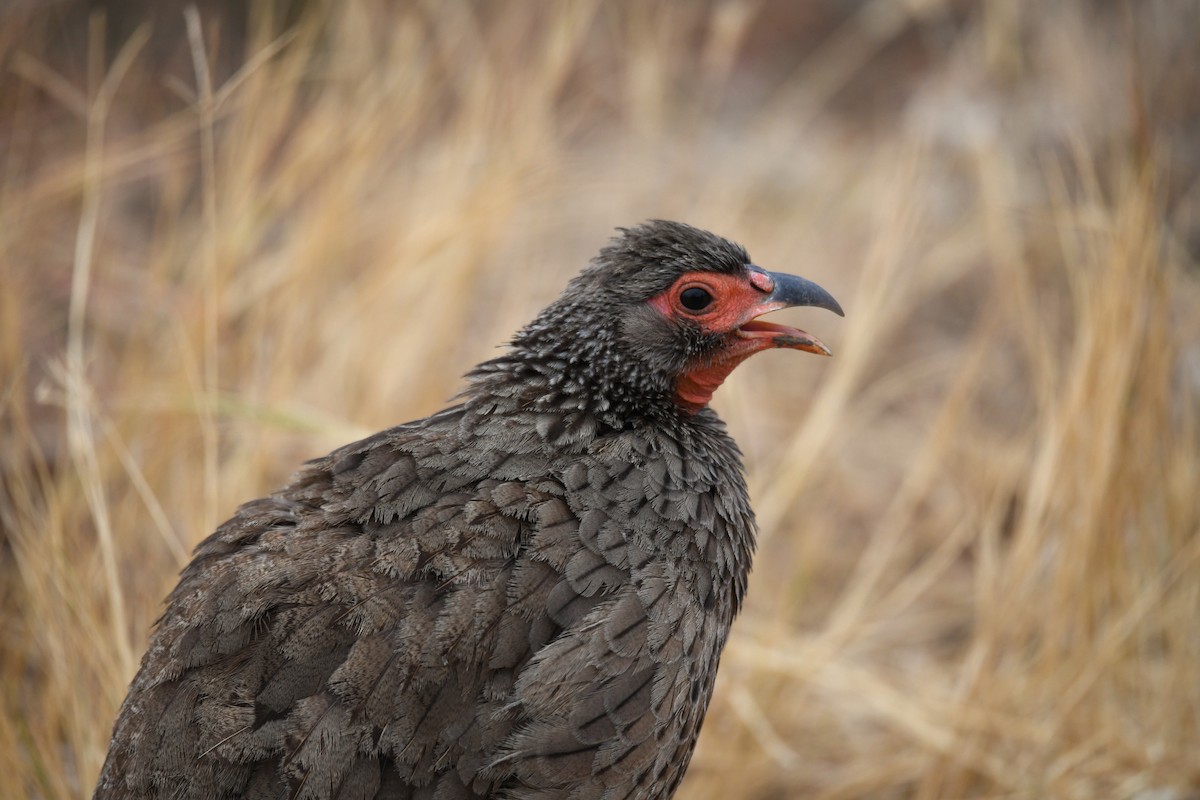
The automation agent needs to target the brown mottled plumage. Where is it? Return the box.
[95,221,842,800]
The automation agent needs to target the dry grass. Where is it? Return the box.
[2,2,1198,798]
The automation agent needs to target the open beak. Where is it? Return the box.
[738,266,844,356]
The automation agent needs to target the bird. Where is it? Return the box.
[94,220,843,800]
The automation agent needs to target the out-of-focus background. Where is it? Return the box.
[2,1,1198,797]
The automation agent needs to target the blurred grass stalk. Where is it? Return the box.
[1,2,1197,798]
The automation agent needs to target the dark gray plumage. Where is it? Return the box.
[95,221,842,800]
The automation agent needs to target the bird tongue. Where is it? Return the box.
[674,320,832,413]
[737,319,832,356]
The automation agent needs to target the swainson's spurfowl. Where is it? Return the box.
[95,220,843,800]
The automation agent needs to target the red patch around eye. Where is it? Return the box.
[648,271,767,335]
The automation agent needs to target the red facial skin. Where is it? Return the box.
[648,270,832,414]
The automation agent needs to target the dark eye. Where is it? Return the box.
[679,286,713,311]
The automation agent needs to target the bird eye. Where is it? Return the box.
[679,286,713,312]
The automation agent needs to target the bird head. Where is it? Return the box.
[497,220,844,420]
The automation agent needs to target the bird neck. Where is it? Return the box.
[462,329,695,434]
[461,345,758,617]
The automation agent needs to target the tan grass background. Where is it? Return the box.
[2,1,1199,798]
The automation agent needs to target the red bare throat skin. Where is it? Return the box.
[648,271,833,414]
[675,326,830,413]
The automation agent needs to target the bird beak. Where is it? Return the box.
[738,267,844,356]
